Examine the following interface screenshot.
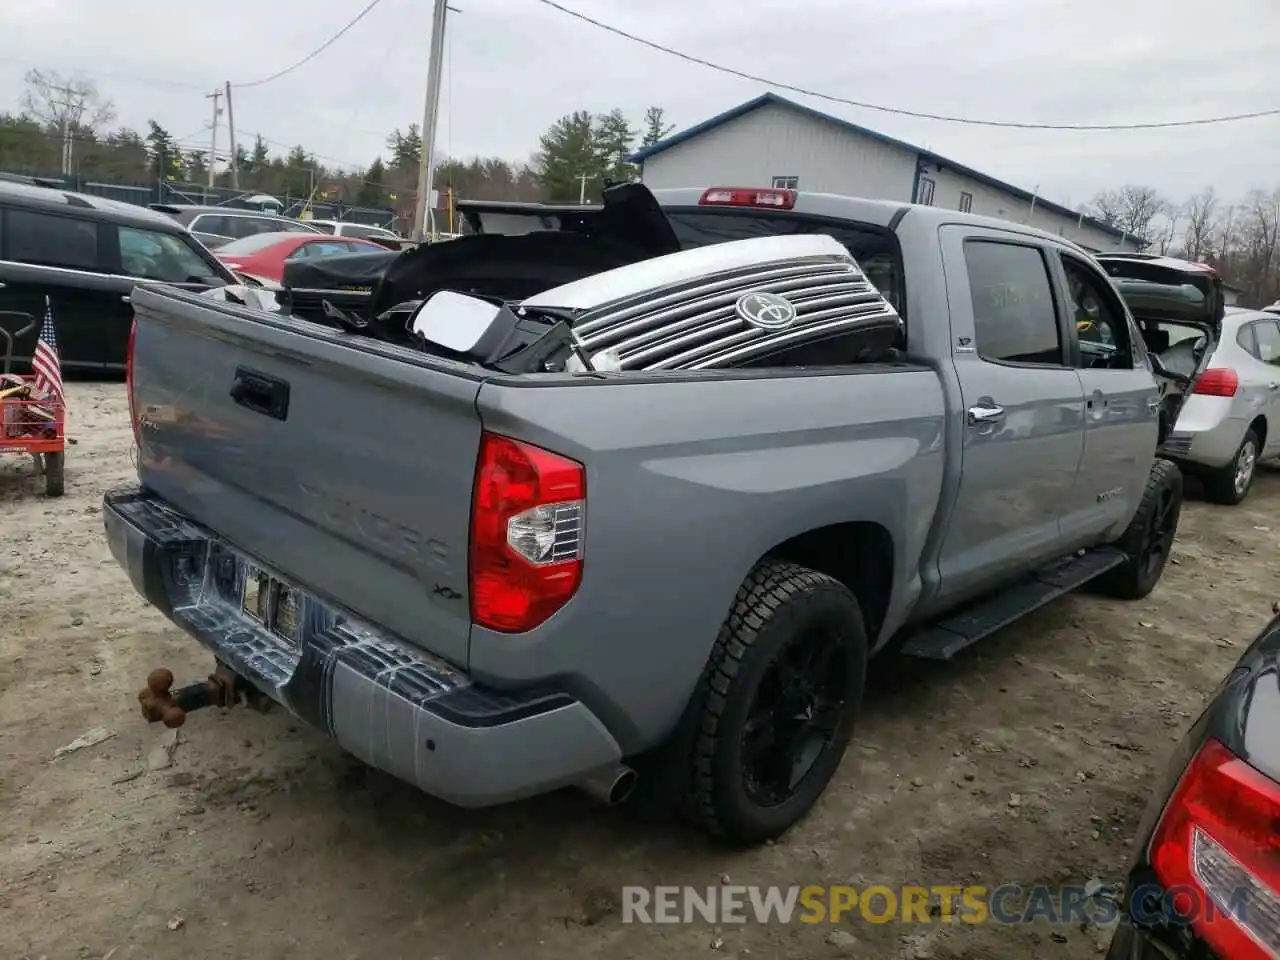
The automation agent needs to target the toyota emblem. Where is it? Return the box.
[735,291,797,331]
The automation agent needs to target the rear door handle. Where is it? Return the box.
[230,366,290,421]
[967,403,1005,425]
[1270,382,1280,391]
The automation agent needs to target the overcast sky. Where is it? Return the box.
[1,0,1277,210]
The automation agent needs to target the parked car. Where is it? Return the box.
[148,204,322,250]
[0,180,236,371]
[1105,602,1279,960]
[210,232,390,284]
[1110,295,1280,506]
[107,183,1216,844]
[305,219,401,244]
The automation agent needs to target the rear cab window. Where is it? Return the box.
[654,208,906,369]
[2,207,103,271]
[665,210,906,318]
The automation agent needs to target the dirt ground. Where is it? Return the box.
[2,382,1277,960]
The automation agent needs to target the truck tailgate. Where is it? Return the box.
[128,285,483,667]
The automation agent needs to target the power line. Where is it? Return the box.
[231,0,385,89]
[532,0,1280,131]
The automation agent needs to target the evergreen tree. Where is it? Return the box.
[534,110,601,202]
[641,106,674,148]
[593,108,637,185]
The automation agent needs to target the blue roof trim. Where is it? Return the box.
[627,92,1130,242]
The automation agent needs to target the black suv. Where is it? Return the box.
[148,204,321,250]
[0,180,237,372]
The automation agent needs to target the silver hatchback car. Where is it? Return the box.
[1153,307,1280,503]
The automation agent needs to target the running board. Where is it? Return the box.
[900,548,1126,661]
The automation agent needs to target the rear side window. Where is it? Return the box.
[964,240,1062,365]
[5,209,100,270]
[286,241,360,260]
[1254,319,1280,365]
[665,211,906,316]
[190,215,232,239]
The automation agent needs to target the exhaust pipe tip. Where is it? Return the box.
[577,764,639,807]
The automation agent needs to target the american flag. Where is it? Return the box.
[32,296,63,403]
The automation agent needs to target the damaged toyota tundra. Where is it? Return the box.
[105,183,1224,844]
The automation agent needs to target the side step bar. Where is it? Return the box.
[900,547,1126,661]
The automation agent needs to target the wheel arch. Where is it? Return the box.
[761,521,896,646]
[1248,414,1267,450]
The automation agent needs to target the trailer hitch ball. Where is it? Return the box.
[138,668,188,728]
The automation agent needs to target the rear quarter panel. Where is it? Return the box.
[470,367,946,752]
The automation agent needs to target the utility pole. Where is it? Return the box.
[205,88,222,200]
[224,81,239,190]
[47,84,78,176]
[576,173,593,204]
[412,0,450,242]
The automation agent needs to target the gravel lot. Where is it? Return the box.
[2,382,1278,960]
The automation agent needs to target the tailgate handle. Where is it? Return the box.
[230,367,290,421]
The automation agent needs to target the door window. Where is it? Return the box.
[963,240,1062,365]
[1254,319,1280,365]
[118,227,216,282]
[1059,253,1134,369]
[5,209,100,270]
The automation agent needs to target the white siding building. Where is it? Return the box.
[630,93,1139,254]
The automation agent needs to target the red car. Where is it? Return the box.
[212,232,387,284]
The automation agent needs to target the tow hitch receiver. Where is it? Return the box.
[137,665,268,728]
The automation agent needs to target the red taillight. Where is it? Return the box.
[1193,368,1239,398]
[699,186,796,210]
[1149,738,1280,959]
[469,432,585,633]
[126,317,139,447]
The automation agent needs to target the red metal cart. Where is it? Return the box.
[0,312,65,497]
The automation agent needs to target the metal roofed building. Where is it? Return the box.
[628,93,1141,254]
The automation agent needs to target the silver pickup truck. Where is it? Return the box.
[104,183,1223,844]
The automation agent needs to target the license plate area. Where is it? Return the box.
[240,564,301,649]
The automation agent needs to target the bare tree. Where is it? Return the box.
[1090,184,1167,245]
[21,68,116,174]
[1181,187,1218,261]
[1236,188,1280,305]
[1214,204,1236,264]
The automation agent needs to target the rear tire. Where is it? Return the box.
[682,560,867,845]
[43,452,64,497]
[1094,458,1182,600]
[1202,429,1258,505]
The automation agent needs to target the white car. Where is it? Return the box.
[1154,307,1280,504]
[305,219,401,244]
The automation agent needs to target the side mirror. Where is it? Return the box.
[409,290,502,351]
